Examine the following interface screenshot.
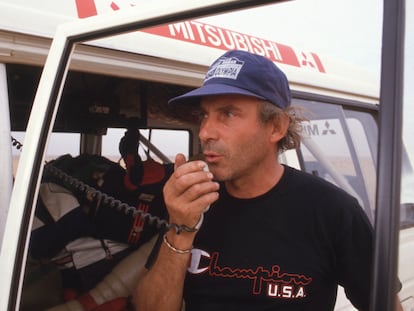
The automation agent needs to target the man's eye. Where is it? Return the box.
[192,111,206,122]
[200,112,208,120]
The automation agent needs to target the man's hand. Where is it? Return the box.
[163,153,219,230]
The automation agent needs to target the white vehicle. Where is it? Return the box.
[0,0,413,310]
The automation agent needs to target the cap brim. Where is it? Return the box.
[168,83,265,105]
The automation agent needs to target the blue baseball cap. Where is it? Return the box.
[168,50,291,108]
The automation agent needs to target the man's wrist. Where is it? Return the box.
[163,234,193,254]
[171,213,204,234]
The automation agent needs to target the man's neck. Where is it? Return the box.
[225,163,285,199]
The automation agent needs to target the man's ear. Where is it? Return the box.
[270,112,290,143]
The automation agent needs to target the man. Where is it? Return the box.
[134,50,402,311]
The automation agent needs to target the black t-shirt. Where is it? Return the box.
[183,166,373,311]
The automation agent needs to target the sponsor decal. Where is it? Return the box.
[301,120,338,137]
[143,21,325,73]
[74,0,326,73]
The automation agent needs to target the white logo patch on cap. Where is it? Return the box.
[204,56,244,82]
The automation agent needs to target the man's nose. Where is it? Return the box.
[199,116,218,142]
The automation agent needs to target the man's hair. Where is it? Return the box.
[258,101,305,153]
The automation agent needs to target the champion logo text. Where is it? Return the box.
[189,249,312,299]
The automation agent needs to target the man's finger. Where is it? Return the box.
[174,153,187,170]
